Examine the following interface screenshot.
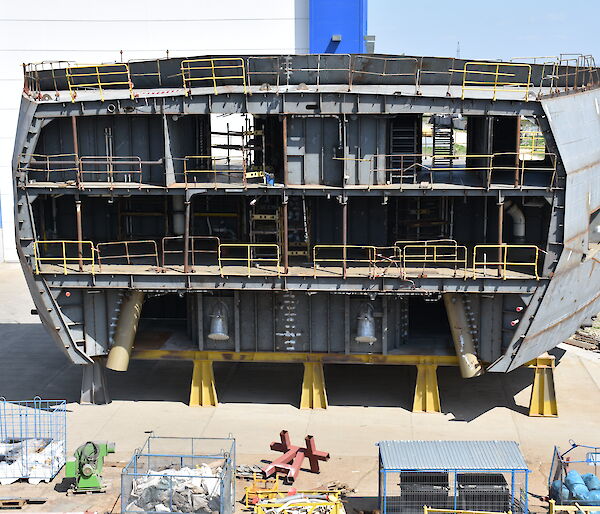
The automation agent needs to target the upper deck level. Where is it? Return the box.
[16,53,599,195]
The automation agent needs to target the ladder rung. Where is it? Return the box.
[252,214,278,221]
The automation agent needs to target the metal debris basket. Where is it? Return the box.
[548,442,600,505]
[121,436,236,514]
[0,397,67,484]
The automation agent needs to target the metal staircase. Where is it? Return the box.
[249,199,281,257]
[388,116,420,184]
[432,123,454,167]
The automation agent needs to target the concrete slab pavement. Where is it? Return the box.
[0,263,598,512]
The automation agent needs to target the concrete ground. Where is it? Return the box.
[0,262,599,512]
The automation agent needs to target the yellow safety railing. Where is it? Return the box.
[520,130,546,159]
[182,155,248,186]
[548,499,600,514]
[473,244,541,280]
[66,63,134,102]
[218,243,280,277]
[18,153,79,182]
[312,245,378,278]
[96,240,159,268]
[33,240,95,275]
[254,493,343,514]
[424,507,511,514]
[181,58,247,95]
[403,244,468,277]
[461,61,532,101]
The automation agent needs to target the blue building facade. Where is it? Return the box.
[309,0,367,53]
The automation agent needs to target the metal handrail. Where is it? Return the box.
[96,240,159,269]
[181,155,248,187]
[246,56,280,89]
[18,153,79,182]
[66,63,134,102]
[79,155,143,185]
[218,243,280,277]
[403,244,468,278]
[161,235,221,268]
[472,244,541,280]
[33,240,95,275]
[181,58,247,95]
[461,61,532,101]
[371,152,557,188]
[312,244,378,278]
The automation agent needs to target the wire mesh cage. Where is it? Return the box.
[378,441,529,514]
[549,442,600,506]
[0,397,67,484]
[381,470,528,514]
[121,436,236,514]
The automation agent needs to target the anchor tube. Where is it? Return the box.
[106,291,145,372]
[444,293,484,378]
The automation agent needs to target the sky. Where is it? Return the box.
[368,0,600,61]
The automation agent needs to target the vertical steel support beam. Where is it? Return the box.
[282,115,289,187]
[528,355,558,417]
[80,359,111,405]
[342,198,348,279]
[413,363,441,413]
[183,199,191,273]
[282,199,289,273]
[497,197,504,277]
[300,362,328,409]
[189,360,218,407]
[71,115,81,187]
[75,197,83,271]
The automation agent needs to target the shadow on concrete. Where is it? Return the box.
[0,322,549,421]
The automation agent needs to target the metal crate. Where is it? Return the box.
[0,397,66,484]
[121,436,235,514]
[549,442,600,506]
[457,473,511,512]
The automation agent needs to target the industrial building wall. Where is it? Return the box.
[0,0,310,262]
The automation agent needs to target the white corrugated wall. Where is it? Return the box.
[0,0,310,261]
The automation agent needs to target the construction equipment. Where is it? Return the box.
[65,441,115,493]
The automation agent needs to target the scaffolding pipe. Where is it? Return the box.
[183,200,191,273]
[71,115,80,187]
[106,290,145,372]
[282,200,289,273]
[342,199,348,279]
[443,293,483,379]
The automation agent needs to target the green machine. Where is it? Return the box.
[65,441,115,492]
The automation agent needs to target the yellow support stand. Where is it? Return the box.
[189,360,218,407]
[300,362,328,409]
[413,363,441,413]
[528,355,558,417]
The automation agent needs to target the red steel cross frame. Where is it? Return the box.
[262,430,330,481]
